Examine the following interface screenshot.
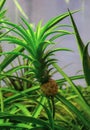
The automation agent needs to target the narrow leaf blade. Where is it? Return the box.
[83,42,90,85]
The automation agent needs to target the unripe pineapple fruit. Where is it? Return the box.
[41,79,58,96]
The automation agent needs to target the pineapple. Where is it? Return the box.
[0,11,72,96]
[41,79,58,96]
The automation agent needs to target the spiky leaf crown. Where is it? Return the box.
[0,11,74,84]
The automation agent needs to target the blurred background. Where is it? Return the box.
[1,0,90,86]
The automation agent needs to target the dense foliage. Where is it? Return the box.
[0,0,90,130]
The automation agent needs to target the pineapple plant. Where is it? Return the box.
[0,11,74,97]
[1,6,90,129]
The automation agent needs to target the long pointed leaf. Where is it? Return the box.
[83,42,90,85]
[68,9,85,59]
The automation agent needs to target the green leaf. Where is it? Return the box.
[0,25,30,41]
[68,9,85,59]
[0,36,31,52]
[21,17,35,41]
[43,10,79,33]
[49,32,72,42]
[15,103,31,116]
[83,42,90,85]
[0,114,49,128]
[36,20,42,39]
[0,10,6,19]
[13,0,28,19]
[39,10,79,40]
[21,17,36,50]
[0,88,4,112]
[0,21,35,47]
[28,126,49,130]
[0,27,15,38]
[43,29,72,41]
[0,122,30,129]
[0,46,24,72]
[4,86,40,104]
[47,48,73,55]
[56,74,84,84]
[33,97,54,130]
[0,0,6,11]
[0,51,32,61]
[32,96,46,118]
[5,65,30,75]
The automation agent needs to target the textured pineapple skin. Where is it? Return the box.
[41,79,58,96]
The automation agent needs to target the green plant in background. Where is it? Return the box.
[0,1,90,130]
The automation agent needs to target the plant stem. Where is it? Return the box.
[0,88,4,112]
[51,96,55,118]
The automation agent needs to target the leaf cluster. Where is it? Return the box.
[0,1,90,130]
